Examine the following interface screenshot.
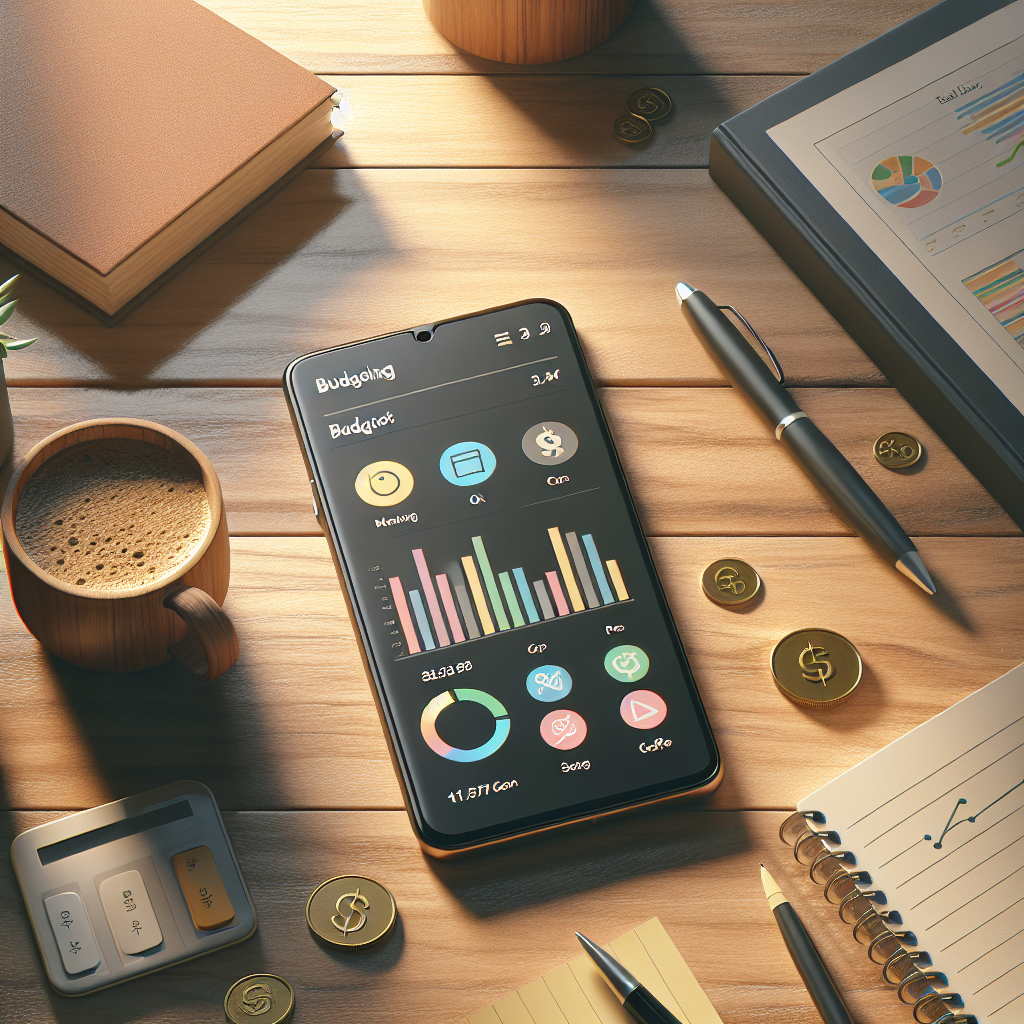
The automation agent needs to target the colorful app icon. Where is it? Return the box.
[420,689,510,762]
[354,460,414,507]
[539,709,587,750]
[604,645,649,683]
[439,441,496,486]
[521,421,578,466]
[526,665,572,702]
[620,689,667,729]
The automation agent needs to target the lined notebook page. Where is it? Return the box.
[798,663,1024,1023]
[460,917,723,1024]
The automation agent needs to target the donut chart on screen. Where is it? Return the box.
[871,155,942,208]
[420,688,510,762]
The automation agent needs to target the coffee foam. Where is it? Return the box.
[16,438,212,591]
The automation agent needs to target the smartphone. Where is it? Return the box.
[284,300,721,855]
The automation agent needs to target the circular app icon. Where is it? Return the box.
[420,688,510,762]
[620,689,667,729]
[354,460,414,507]
[539,709,587,750]
[439,441,496,486]
[526,665,572,702]
[522,421,578,466]
[604,645,650,683]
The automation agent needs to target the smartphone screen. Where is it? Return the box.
[285,301,719,851]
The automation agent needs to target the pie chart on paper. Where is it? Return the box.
[871,155,943,208]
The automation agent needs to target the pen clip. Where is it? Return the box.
[717,305,785,385]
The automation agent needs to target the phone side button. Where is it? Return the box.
[310,479,320,520]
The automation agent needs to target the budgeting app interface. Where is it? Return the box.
[292,303,715,837]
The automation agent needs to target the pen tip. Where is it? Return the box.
[896,550,937,595]
[760,864,785,902]
[675,282,696,305]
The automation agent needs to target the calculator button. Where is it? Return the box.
[172,845,235,931]
[99,869,163,955]
[44,892,101,974]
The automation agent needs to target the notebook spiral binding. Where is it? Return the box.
[779,810,979,1024]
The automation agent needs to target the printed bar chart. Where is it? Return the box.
[388,526,631,656]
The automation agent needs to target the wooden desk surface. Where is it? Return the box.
[1,2,1020,1021]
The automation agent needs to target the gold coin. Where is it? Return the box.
[224,974,294,1024]
[626,87,672,121]
[306,875,396,949]
[873,431,922,468]
[770,629,862,708]
[701,558,761,606]
[614,113,652,143]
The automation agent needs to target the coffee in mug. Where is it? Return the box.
[2,420,238,680]
[17,438,211,591]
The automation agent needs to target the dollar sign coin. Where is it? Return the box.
[332,888,369,935]
[614,113,652,143]
[701,558,761,606]
[306,875,396,949]
[224,975,294,1024]
[771,629,861,708]
[626,87,672,121]
[873,431,923,469]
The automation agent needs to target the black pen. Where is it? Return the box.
[576,931,683,1024]
[675,283,935,595]
[760,865,855,1024]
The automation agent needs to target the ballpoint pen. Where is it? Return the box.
[576,931,684,1024]
[760,864,855,1024]
[676,282,936,595]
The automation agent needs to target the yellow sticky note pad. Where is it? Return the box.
[462,918,721,1024]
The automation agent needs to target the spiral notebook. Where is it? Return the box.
[459,917,723,1024]
[782,663,1024,1023]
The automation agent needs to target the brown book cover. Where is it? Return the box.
[0,0,335,318]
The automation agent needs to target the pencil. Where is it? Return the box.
[760,864,855,1024]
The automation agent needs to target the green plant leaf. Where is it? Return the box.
[5,337,36,350]
[0,343,7,358]
[0,274,18,300]
[0,299,17,325]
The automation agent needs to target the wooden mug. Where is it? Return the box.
[423,0,637,64]
[1,419,238,680]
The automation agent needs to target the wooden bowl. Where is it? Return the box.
[1,419,237,679]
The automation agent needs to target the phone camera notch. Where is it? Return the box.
[414,326,434,342]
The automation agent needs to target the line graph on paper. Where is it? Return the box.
[798,666,1024,1022]
[925,780,1024,850]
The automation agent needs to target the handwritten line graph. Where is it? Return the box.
[848,716,1024,833]
[926,780,1024,849]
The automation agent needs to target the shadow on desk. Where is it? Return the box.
[429,799,751,918]
[41,649,285,812]
[478,4,735,166]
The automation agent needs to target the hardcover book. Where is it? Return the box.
[710,0,1024,528]
[0,0,336,321]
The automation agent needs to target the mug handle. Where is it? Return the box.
[163,587,239,682]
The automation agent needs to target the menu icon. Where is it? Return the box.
[494,331,512,346]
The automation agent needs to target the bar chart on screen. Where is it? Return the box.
[378,525,631,658]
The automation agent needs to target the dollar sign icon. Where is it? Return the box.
[714,566,745,595]
[240,983,273,1016]
[798,643,834,685]
[535,427,564,458]
[332,888,369,935]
